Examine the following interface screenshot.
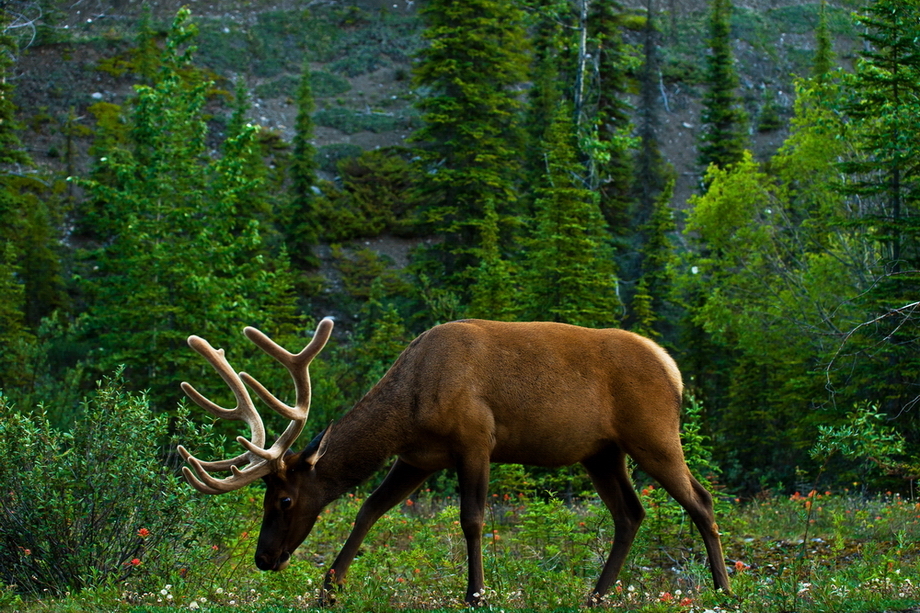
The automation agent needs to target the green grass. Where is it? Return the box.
[4,489,920,611]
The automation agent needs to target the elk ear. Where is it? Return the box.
[301,423,334,468]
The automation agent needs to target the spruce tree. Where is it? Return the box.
[588,0,635,232]
[411,0,529,281]
[633,0,670,226]
[81,9,299,405]
[812,0,835,81]
[286,57,320,268]
[698,0,748,172]
[0,12,65,329]
[522,105,621,327]
[836,0,920,418]
[840,0,920,274]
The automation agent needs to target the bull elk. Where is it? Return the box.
[178,318,731,605]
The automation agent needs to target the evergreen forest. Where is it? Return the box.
[2,0,919,502]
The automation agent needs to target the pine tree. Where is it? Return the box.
[835,0,920,418]
[630,178,677,338]
[812,0,835,81]
[81,9,299,405]
[522,105,621,327]
[633,0,670,226]
[840,0,920,275]
[411,0,529,281]
[588,0,635,232]
[286,56,320,268]
[0,12,65,329]
[698,0,748,172]
[524,0,567,198]
[467,199,517,321]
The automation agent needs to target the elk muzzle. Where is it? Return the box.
[255,550,291,571]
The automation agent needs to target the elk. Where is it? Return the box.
[178,318,731,605]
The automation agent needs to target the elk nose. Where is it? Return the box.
[255,551,291,571]
[255,553,279,571]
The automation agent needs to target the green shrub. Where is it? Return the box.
[316,143,364,174]
[314,107,403,134]
[0,372,219,595]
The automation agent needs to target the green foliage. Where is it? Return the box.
[78,9,301,406]
[314,107,407,135]
[0,374,217,595]
[520,105,622,327]
[315,148,421,242]
[812,404,919,481]
[698,0,749,171]
[284,58,320,268]
[411,0,529,278]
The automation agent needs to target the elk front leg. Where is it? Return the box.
[321,459,433,605]
[457,456,490,606]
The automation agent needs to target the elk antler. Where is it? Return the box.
[177,318,335,494]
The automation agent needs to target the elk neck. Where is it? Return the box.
[311,375,412,499]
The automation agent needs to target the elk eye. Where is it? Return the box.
[280,497,293,510]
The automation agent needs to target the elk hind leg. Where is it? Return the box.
[322,459,433,603]
[582,447,646,605]
[639,454,731,593]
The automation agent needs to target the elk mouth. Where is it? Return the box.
[255,551,291,571]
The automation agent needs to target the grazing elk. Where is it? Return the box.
[178,318,731,605]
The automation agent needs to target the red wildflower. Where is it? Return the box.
[138,528,150,538]
[129,558,141,567]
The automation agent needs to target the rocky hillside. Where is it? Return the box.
[11,0,861,209]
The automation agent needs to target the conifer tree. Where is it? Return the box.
[835,0,920,417]
[524,0,567,197]
[633,0,675,233]
[630,178,677,338]
[698,0,748,172]
[286,57,320,268]
[812,0,835,81]
[840,0,920,275]
[467,199,517,321]
[411,0,529,280]
[0,12,65,329]
[588,0,635,232]
[81,9,299,405]
[522,105,621,327]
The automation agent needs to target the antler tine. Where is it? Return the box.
[240,317,334,422]
[177,319,335,495]
[177,334,272,493]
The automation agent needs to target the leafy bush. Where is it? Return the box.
[0,373,219,595]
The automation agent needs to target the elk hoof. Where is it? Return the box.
[585,592,606,607]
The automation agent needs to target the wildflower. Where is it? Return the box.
[406,499,414,506]
[735,560,749,572]
[659,591,673,602]
[129,558,141,567]
[189,602,200,611]
[138,528,150,538]
[680,597,693,606]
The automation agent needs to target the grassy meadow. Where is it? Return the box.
[5,486,919,612]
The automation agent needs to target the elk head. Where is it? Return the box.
[177,318,335,571]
